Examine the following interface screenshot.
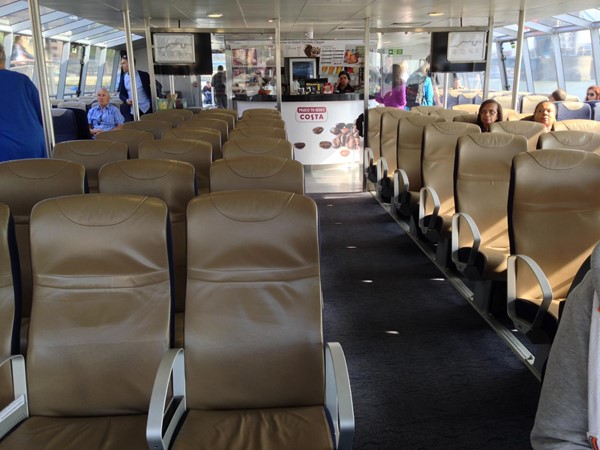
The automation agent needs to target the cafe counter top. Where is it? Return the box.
[234,93,373,102]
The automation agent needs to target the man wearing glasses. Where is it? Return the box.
[88,88,124,137]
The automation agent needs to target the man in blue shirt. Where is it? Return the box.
[87,88,124,137]
[0,43,46,162]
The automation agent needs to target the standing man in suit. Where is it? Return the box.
[118,53,152,121]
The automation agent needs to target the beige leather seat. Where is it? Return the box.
[451,133,528,312]
[554,119,600,132]
[229,126,287,140]
[223,136,293,159]
[141,111,188,128]
[122,119,173,139]
[210,156,304,194]
[451,104,480,114]
[364,107,400,186]
[147,190,354,450]
[376,108,414,201]
[490,120,546,152]
[419,122,481,249]
[0,203,19,408]
[0,194,172,449]
[453,113,478,124]
[520,94,549,114]
[236,117,286,129]
[162,128,222,160]
[393,115,444,218]
[98,160,196,348]
[193,110,236,129]
[241,108,281,119]
[0,159,86,353]
[139,139,213,194]
[538,130,600,154]
[411,105,443,115]
[429,109,469,122]
[506,150,600,368]
[53,140,128,193]
[182,117,229,142]
[95,129,154,159]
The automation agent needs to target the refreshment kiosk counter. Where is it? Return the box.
[236,93,375,165]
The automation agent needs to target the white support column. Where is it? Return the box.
[511,9,526,111]
[482,16,494,100]
[364,17,370,113]
[28,0,54,156]
[275,18,282,112]
[144,18,158,111]
[123,9,140,120]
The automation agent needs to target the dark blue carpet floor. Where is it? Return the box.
[311,192,540,450]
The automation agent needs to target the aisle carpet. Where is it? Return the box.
[311,192,541,450]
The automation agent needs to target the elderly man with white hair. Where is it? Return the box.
[0,42,46,161]
[87,87,125,137]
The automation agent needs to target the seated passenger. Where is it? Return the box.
[521,101,557,132]
[549,88,566,102]
[335,71,355,94]
[375,63,406,109]
[0,42,46,161]
[87,88,124,137]
[586,86,600,101]
[531,244,599,449]
[475,99,503,132]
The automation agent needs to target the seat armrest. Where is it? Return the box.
[418,186,441,234]
[451,212,481,271]
[147,348,186,450]
[506,254,553,336]
[325,342,354,450]
[377,157,389,184]
[363,147,374,172]
[0,355,28,440]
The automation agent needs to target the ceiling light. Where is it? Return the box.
[428,12,444,16]
[207,13,223,18]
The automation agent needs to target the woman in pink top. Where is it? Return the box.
[375,63,406,109]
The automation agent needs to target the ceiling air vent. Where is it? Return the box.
[390,22,430,27]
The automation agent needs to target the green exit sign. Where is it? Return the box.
[387,48,403,55]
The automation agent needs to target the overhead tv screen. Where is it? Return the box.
[152,30,213,75]
[430,32,487,73]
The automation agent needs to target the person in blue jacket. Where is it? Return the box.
[0,43,46,162]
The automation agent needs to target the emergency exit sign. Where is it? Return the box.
[387,48,403,55]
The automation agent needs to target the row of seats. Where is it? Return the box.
[363,107,600,370]
[0,190,354,449]
[440,90,583,113]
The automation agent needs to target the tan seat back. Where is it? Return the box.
[229,126,287,140]
[411,105,443,115]
[0,159,86,321]
[162,128,222,160]
[236,118,286,129]
[452,104,480,114]
[185,117,230,141]
[95,129,154,159]
[53,140,128,193]
[0,203,18,408]
[429,109,469,122]
[453,114,478,124]
[241,108,281,119]
[538,130,600,154]
[421,122,481,235]
[554,119,600,132]
[490,95,513,111]
[223,137,293,159]
[139,139,213,194]
[141,111,187,128]
[194,110,236,129]
[490,120,546,152]
[122,119,173,139]
[98,159,196,316]
[380,109,414,174]
[210,156,304,194]
[520,94,549,114]
[397,115,445,192]
[366,107,390,159]
[185,190,323,409]
[509,150,600,318]
[27,194,171,416]
[454,133,528,279]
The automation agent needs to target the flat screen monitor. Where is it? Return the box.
[430,31,487,73]
[152,30,213,75]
